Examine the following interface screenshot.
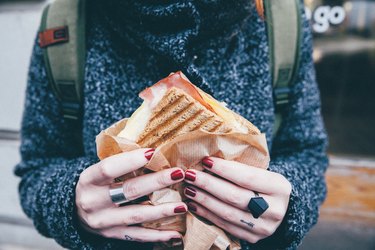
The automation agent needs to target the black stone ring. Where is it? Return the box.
[247,192,269,219]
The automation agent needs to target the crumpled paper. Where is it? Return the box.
[96,118,270,250]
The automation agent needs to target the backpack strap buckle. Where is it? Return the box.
[61,101,81,120]
[273,87,291,113]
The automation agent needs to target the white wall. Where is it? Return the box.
[0,1,49,131]
[0,1,62,249]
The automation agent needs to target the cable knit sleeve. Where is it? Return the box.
[254,5,329,250]
[14,39,150,250]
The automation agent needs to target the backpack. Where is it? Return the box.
[38,0,302,137]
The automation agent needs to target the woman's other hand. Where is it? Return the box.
[184,157,292,244]
[75,148,186,243]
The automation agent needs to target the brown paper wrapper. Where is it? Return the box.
[96,118,269,250]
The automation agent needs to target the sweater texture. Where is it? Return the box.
[15,0,328,249]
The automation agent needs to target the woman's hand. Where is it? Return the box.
[184,156,292,244]
[75,148,187,243]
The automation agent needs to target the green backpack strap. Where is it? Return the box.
[39,0,86,120]
[264,0,302,137]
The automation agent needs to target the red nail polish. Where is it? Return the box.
[187,203,197,212]
[144,149,155,160]
[202,157,213,168]
[185,170,196,181]
[185,187,196,197]
[171,170,184,180]
[174,205,187,213]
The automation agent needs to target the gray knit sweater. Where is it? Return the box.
[15,0,328,249]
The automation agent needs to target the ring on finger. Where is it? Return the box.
[247,191,269,219]
[109,182,130,206]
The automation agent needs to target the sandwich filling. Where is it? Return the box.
[117,71,250,142]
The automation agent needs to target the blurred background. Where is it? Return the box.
[0,0,374,249]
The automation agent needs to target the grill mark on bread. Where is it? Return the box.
[208,122,227,133]
[137,102,196,147]
[148,109,206,148]
[148,92,185,122]
[137,94,189,143]
[135,87,256,148]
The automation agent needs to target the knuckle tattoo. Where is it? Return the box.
[240,219,255,229]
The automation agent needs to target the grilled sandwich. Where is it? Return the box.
[117,71,260,148]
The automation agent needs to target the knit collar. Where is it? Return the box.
[97,0,253,92]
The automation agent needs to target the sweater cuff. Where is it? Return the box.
[36,156,104,249]
[254,157,319,250]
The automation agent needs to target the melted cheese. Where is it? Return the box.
[117,102,151,141]
[200,92,248,133]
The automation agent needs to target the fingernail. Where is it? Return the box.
[170,237,183,246]
[144,149,155,160]
[187,203,197,212]
[185,186,196,197]
[185,170,196,181]
[174,205,187,213]
[202,156,213,168]
[171,169,184,180]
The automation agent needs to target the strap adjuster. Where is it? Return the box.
[273,87,291,113]
[61,101,80,120]
[39,26,69,48]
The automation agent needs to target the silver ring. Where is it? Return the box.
[109,183,128,205]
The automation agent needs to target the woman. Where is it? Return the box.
[15,0,328,249]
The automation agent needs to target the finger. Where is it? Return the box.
[100,225,182,243]
[184,186,273,231]
[201,157,291,194]
[77,167,185,212]
[187,202,263,244]
[84,148,154,185]
[122,167,185,201]
[184,169,268,210]
[84,203,187,229]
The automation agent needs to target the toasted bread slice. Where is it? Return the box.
[136,87,232,148]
